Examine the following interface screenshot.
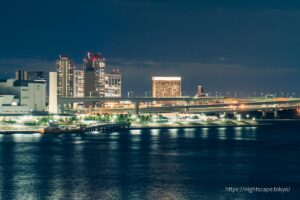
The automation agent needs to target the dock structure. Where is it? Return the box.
[84,122,130,133]
[0,123,131,134]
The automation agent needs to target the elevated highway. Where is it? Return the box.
[58,96,225,104]
[57,96,300,115]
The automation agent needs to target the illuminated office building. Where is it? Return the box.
[105,69,121,97]
[73,69,84,97]
[56,55,74,97]
[152,77,181,97]
[197,85,204,97]
[84,52,105,97]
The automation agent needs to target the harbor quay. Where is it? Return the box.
[0,109,298,134]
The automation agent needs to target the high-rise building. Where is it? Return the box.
[15,70,28,80]
[197,85,204,97]
[105,69,121,97]
[27,71,49,95]
[56,55,74,97]
[84,52,105,97]
[73,69,84,97]
[152,77,181,97]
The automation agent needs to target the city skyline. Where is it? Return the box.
[1,1,300,95]
[0,2,299,199]
[0,52,298,98]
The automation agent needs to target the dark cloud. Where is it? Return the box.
[109,58,300,95]
[0,57,299,95]
[0,58,54,74]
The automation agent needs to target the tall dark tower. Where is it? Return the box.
[15,70,28,80]
[83,52,106,97]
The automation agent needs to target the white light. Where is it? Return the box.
[152,77,181,81]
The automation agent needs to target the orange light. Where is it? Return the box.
[239,104,246,109]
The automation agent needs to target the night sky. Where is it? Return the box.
[1,0,300,96]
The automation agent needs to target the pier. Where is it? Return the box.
[0,123,131,134]
[83,122,131,133]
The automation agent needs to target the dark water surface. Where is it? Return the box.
[0,125,299,199]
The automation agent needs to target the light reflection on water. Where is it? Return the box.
[12,133,42,142]
[130,129,142,135]
[184,128,196,138]
[0,125,299,199]
[233,127,257,141]
[201,128,209,139]
[234,127,243,140]
[150,129,160,136]
[217,127,227,140]
[168,128,179,138]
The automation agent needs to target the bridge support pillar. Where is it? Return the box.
[220,112,226,118]
[262,111,266,119]
[233,112,237,117]
[274,110,278,119]
[135,101,140,116]
[184,107,189,113]
[185,100,190,113]
[59,103,65,114]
